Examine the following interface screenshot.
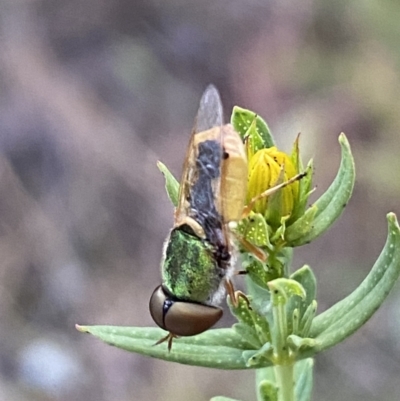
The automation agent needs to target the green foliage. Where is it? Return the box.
[77,212,400,372]
[157,161,179,207]
[295,359,314,401]
[78,103,400,401]
[76,325,256,369]
[231,106,275,148]
[309,213,400,351]
[285,133,355,246]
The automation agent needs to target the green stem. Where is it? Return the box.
[274,364,295,401]
[271,294,295,401]
[272,303,287,356]
[248,248,297,401]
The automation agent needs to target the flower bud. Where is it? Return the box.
[246,146,300,225]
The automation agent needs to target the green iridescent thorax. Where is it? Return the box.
[161,226,224,304]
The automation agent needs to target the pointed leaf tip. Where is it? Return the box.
[75,324,88,333]
[230,106,275,147]
[286,133,355,246]
[387,212,399,227]
[157,161,179,207]
[338,132,348,144]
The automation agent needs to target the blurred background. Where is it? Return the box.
[1,0,400,400]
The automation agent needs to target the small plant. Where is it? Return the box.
[77,87,400,401]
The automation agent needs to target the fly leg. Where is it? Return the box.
[242,171,307,219]
[232,231,267,262]
[233,170,307,260]
[154,332,178,352]
[225,279,250,309]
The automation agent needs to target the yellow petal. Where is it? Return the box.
[246,147,300,218]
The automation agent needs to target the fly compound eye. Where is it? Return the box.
[149,285,169,331]
[149,285,223,336]
[163,299,223,337]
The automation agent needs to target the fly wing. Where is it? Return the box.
[195,85,223,132]
[174,85,224,229]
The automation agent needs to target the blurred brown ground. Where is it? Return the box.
[0,1,400,400]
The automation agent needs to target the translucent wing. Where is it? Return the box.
[174,85,224,231]
[195,85,223,132]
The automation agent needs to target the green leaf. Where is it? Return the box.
[258,380,278,401]
[268,278,306,306]
[300,301,318,337]
[229,294,271,346]
[290,160,314,222]
[287,335,316,353]
[233,323,262,349]
[292,308,300,336]
[230,106,275,147]
[245,257,279,290]
[157,161,179,207]
[228,293,257,327]
[285,205,318,245]
[286,133,355,246]
[256,368,278,401]
[295,359,314,401]
[228,297,262,349]
[244,342,273,367]
[76,325,255,369]
[239,213,271,248]
[290,134,301,174]
[290,266,317,316]
[245,118,266,156]
[287,266,317,335]
[304,213,400,354]
[245,275,271,311]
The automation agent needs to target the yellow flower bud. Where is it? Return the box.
[246,147,300,221]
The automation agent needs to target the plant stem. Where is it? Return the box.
[274,364,295,401]
[271,293,294,401]
[272,303,287,355]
